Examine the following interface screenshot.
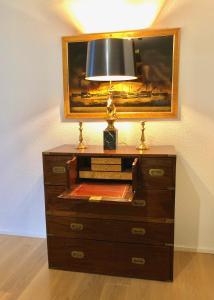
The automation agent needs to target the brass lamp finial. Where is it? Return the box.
[76,122,87,149]
[136,121,149,150]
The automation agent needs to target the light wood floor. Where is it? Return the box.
[0,235,213,300]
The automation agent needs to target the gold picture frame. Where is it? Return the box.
[62,28,180,119]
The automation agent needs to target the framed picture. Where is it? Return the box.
[62,28,180,119]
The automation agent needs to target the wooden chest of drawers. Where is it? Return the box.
[43,145,176,281]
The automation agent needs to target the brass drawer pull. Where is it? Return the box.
[132,200,146,207]
[131,257,145,265]
[149,168,165,177]
[70,223,84,231]
[52,166,66,174]
[71,251,84,259]
[131,227,146,235]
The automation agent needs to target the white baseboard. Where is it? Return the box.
[0,230,45,239]
[175,245,214,254]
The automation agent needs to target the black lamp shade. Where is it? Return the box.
[85,38,137,81]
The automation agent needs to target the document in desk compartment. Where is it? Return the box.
[91,157,121,165]
[91,164,121,172]
[79,171,132,180]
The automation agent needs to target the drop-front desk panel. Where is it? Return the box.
[43,145,176,281]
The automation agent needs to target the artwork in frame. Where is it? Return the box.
[62,28,180,119]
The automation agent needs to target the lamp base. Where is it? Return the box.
[76,142,87,150]
[136,143,149,150]
[103,119,118,150]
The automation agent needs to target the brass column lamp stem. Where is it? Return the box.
[106,81,117,130]
[136,121,149,150]
[76,122,87,149]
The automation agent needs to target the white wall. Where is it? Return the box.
[0,0,214,253]
[0,0,77,237]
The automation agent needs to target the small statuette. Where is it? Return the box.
[76,122,87,149]
[136,121,149,150]
[104,94,118,150]
[106,94,117,121]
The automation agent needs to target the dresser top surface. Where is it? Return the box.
[43,145,176,157]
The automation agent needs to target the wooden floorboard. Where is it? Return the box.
[0,235,213,300]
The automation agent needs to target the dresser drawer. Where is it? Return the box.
[46,186,174,219]
[142,158,176,188]
[47,237,173,281]
[44,185,66,207]
[43,155,72,185]
[47,215,173,245]
[134,189,175,218]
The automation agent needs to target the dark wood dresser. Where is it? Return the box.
[43,145,176,281]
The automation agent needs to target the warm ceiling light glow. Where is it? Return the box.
[61,0,166,33]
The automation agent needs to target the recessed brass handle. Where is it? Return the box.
[52,166,66,174]
[149,168,165,177]
[131,257,145,265]
[131,227,146,235]
[71,251,84,259]
[132,199,146,207]
[70,223,84,231]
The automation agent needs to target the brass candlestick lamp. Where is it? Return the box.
[76,122,87,149]
[136,121,149,150]
[85,38,137,150]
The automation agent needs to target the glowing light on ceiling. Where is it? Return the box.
[61,0,166,33]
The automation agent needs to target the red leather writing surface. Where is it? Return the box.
[69,183,129,198]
